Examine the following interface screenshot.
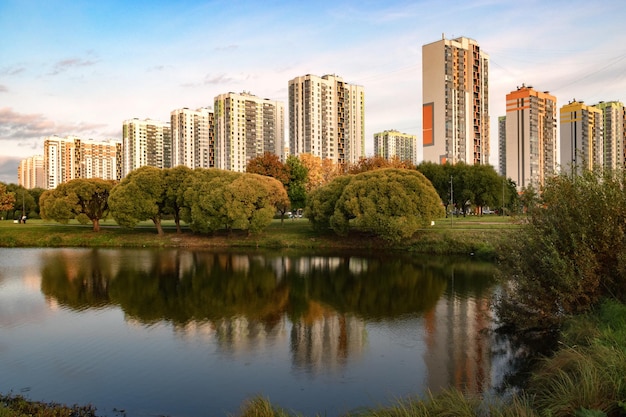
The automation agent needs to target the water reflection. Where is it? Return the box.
[4,248,506,416]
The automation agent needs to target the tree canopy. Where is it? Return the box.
[0,183,16,213]
[163,165,193,233]
[108,166,167,235]
[307,168,444,242]
[39,178,115,231]
[285,155,308,211]
[182,169,288,235]
[416,161,517,215]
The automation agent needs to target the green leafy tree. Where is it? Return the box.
[285,155,308,213]
[223,173,289,234]
[0,183,16,216]
[246,153,291,222]
[305,175,353,232]
[308,169,444,242]
[163,166,192,233]
[108,166,167,235]
[39,178,114,231]
[497,170,626,330]
[5,184,37,220]
[465,164,503,214]
[183,169,240,233]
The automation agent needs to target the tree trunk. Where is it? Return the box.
[174,213,182,234]
[93,218,100,232]
[153,218,164,235]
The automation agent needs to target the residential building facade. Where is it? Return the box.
[422,36,490,165]
[505,85,557,190]
[497,116,506,176]
[43,135,121,189]
[214,92,284,172]
[288,74,365,165]
[560,100,603,176]
[373,130,417,164]
[593,101,625,171]
[17,155,45,189]
[171,107,214,169]
[122,118,172,177]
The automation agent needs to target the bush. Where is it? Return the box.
[496,170,626,329]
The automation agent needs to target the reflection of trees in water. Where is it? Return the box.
[38,249,495,325]
[40,249,112,310]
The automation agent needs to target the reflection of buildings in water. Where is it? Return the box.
[281,255,369,276]
[172,316,290,355]
[423,292,492,394]
[291,304,366,373]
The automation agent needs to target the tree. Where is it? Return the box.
[298,153,325,192]
[285,155,308,212]
[347,155,415,174]
[497,170,626,330]
[465,164,503,214]
[163,166,192,233]
[306,169,444,242]
[245,152,290,185]
[183,169,240,233]
[305,175,353,232]
[182,169,288,235]
[39,178,115,231]
[108,166,167,235]
[223,173,289,235]
[0,183,16,216]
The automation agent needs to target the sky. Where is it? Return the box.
[2,0,626,184]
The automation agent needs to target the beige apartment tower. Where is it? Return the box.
[43,136,121,189]
[560,100,603,176]
[593,101,625,171]
[171,107,214,169]
[122,118,172,177]
[288,74,365,165]
[422,36,490,165]
[374,130,417,164]
[214,92,284,172]
[18,155,45,189]
[505,85,557,190]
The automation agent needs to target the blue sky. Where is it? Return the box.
[1,0,626,184]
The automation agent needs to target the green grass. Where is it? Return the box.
[0,216,517,255]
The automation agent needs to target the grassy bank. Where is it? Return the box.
[0,215,519,257]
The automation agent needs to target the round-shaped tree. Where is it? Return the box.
[320,168,444,242]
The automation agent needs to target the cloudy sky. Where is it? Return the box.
[1,0,626,184]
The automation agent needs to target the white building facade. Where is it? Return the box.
[288,74,365,165]
[214,92,284,172]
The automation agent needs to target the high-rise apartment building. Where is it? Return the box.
[373,130,417,164]
[288,74,365,165]
[122,118,172,177]
[17,155,45,189]
[422,36,490,165]
[560,100,603,176]
[593,101,625,171]
[505,85,557,190]
[497,116,506,176]
[171,107,214,169]
[214,91,284,172]
[43,136,121,189]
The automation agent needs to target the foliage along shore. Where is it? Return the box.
[0,216,516,259]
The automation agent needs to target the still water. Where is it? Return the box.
[0,248,515,417]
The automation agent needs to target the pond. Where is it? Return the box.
[0,248,522,417]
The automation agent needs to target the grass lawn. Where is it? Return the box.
[0,215,519,256]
